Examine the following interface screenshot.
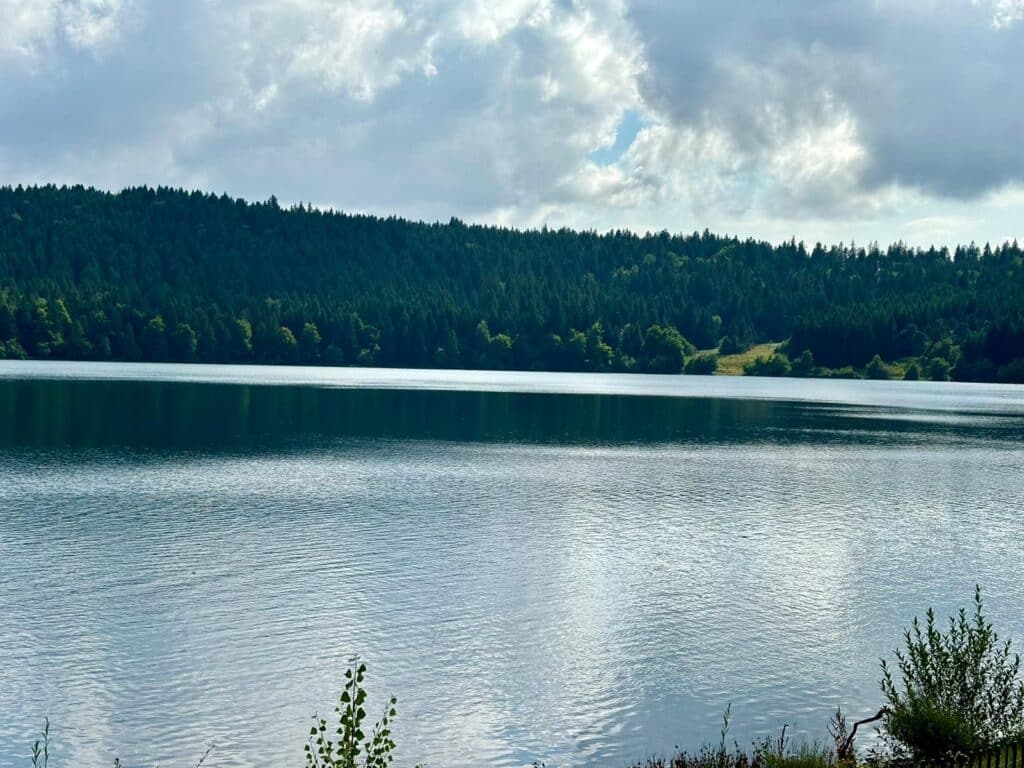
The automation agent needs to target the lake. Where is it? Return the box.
[2,361,1023,767]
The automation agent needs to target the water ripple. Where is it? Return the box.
[3,377,1024,767]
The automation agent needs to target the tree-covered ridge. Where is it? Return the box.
[1,184,1022,380]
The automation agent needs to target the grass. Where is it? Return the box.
[625,713,839,768]
[713,343,782,376]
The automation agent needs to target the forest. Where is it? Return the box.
[1,184,1022,382]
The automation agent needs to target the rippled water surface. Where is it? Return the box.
[2,362,1023,767]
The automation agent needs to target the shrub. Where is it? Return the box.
[306,659,402,768]
[929,356,952,382]
[641,325,695,374]
[996,358,1024,383]
[880,586,1024,760]
[864,354,891,380]
[821,366,861,379]
[2,338,28,359]
[685,353,719,375]
[927,338,961,365]
[902,362,920,381]
[789,350,815,377]
[627,707,835,768]
[719,336,750,355]
[883,699,981,757]
[758,740,835,768]
[744,354,790,377]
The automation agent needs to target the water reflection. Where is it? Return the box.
[2,369,1024,768]
[2,379,1021,449]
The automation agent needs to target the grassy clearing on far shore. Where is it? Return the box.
[713,343,781,376]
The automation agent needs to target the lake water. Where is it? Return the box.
[2,361,1023,767]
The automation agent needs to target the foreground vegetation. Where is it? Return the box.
[24,588,1024,767]
[2,185,1024,381]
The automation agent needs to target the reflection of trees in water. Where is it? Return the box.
[0,379,1011,451]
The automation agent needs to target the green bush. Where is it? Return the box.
[758,740,835,768]
[306,659,402,768]
[719,336,750,355]
[864,354,891,380]
[627,707,836,768]
[880,586,1024,760]
[929,356,952,382]
[744,354,790,377]
[821,366,861,379]
[1,338,28,359]
[996,358,1024,383]
[789,350,816,377]
[685,353,719,374]
[883,699,981,757]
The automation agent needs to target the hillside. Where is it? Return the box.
[1,184,1022,380]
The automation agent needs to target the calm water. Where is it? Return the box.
[1,361,1023,767]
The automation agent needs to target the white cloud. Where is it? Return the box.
[61,0,127,50]
[0,1,59,59]
[980,0,1024,28]
[274,0,420,101]
[0,0,1022,247]
[0,0,126,59]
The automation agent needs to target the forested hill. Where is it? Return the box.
[1,184,1023,381]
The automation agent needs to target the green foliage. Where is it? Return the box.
[142,315,168,361]
[619,323,645,359]
[789,349,815,377]
[903,362,920,381]
[864,354,891,380]
[896,324,929,357]
[170,323,199,362]
[880,586,1024,760]
[929,356,952,382]
[585,322,614,371]
[31,718,50,768]
[757,739,835,768]
[719,336,750,356]
[305,660,401,768]
[1,185,1024,379]
[685,353,719,375]
[996,358,1024,384]
[928,338,960,365]
[300,322,323,363]
[627,708,836,768]
[744,353,790,377]
[883,701,981,757]
[0,338,27,359]
[276,326,299,363]
[232,318,254,359]
[820,366,861,379]
[641,324,693,374]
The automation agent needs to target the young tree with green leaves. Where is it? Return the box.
[881,587,1024,759]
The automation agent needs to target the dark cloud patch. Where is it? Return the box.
[0,0,1021,242]
[629,0,1024,199]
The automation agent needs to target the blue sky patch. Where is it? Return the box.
[590,109,646,167]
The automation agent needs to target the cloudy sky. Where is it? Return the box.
[1,0,1022,246]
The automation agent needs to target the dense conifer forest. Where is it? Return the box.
[1,184,1022,381]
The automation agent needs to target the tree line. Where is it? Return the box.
[1,184,1022,381]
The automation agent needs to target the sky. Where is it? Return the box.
[1,0,1022,247]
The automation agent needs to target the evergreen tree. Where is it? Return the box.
[0,184,1020,381]
[299,322,322,363]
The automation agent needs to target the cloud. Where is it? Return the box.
[0,0,1021,246]
[0,0,127,59]
[0,1,644,217]
[628,1,1024,203]
[983,0,1024,28]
